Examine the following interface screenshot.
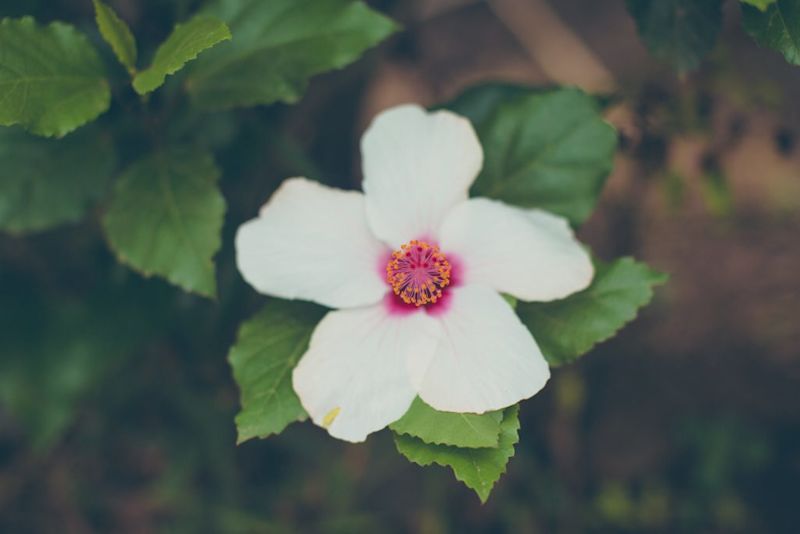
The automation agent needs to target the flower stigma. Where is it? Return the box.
[386,240,452,307]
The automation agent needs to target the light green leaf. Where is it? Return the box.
[518,258,668,366]
[0,126,115,233]
[229,302,326,444]
[390,398,504,449]
[102,148,225,297]
[742,0,800,65]
[394,406,520,503]
[186,0,398,110]
[455,87,616,226]
[626,0,724,72]
[133,15,231,94]
[0,17,110,137]
[741,0,777,11]
[93,0,137,73]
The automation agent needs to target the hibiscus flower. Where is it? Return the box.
[235,104,593,442]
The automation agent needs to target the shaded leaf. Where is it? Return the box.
[441,83,538,126]
[742,0,800,65]
[0,17,110,137]
[390,397,504,449]
[0,272,163,451]
[93,0,137,73]
[229,301,326,443]
[453,87,616,226]
[0,126,115,233]
[133,15,231,94]
[102,148,225,297]
[186,0,398,110]
[627,0,724,72]
[394,406,520,503]
[518,257,668,366]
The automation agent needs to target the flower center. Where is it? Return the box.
[386,240,451,307]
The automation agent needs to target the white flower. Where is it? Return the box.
[235,104,593,442]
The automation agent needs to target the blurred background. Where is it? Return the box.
[1,0,799,532]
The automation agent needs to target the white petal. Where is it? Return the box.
[235,178,389,309]
[293,304,439,442]
[361,104,483,248]
[439,198,594,302]
[407,285,550,413]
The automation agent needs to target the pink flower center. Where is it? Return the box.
[386,240,452,307]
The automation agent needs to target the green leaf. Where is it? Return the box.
[102,148,225,297]
[742,0,800,65]
[0,126,115,233]
[229,301,326,444]
[518,258,668,366]
[440,83,540,126]
[132,15,231,95]
[390,398,504,449]
[0,275,160,451]
[93,0,137,73]
[626,0,724,72]
[394,405,520,503]
[186,0,398,110]
[0,17,110,137]
[453,87,616,226]
[741,0,776,11]
[0,299,112,450]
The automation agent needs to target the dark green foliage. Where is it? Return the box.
[742,0,800,65]
[627,0,724,71]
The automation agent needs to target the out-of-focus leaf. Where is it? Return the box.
[741,0,777,11]
[518,258,668,366]
[394,405,520,503]
[186,0,398,110]
[626,0,724,72]
[133,15,231,94]
[0,276,163,451]
[390,397,503,449]
[0,17,110,137]
[452,87,616,226]
[0,126,115,233]
[742,0,800,65]
[93,0,137,73]
[229,301,326,444]
[102,148,225,297]
[699,171,732,217]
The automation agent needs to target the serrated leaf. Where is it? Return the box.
[0,126,115,233]
[93,0,137,73]
[186,0,398,110]
[626,0,724,72]
[229,302,326,444]
[390,398,504,449]
[741,0,776,11]
[453,87,616,226]
[440,83,540,126]
[394,405,520,503]
[742,0,800,65]
[102,148,225,297]
[0,17,110,137]
[133,15,231,94]
[518,258,667,366]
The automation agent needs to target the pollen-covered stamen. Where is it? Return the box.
[386,240,451,307]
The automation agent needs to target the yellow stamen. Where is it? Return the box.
[322,407,341,428]
[386,239,451,307]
